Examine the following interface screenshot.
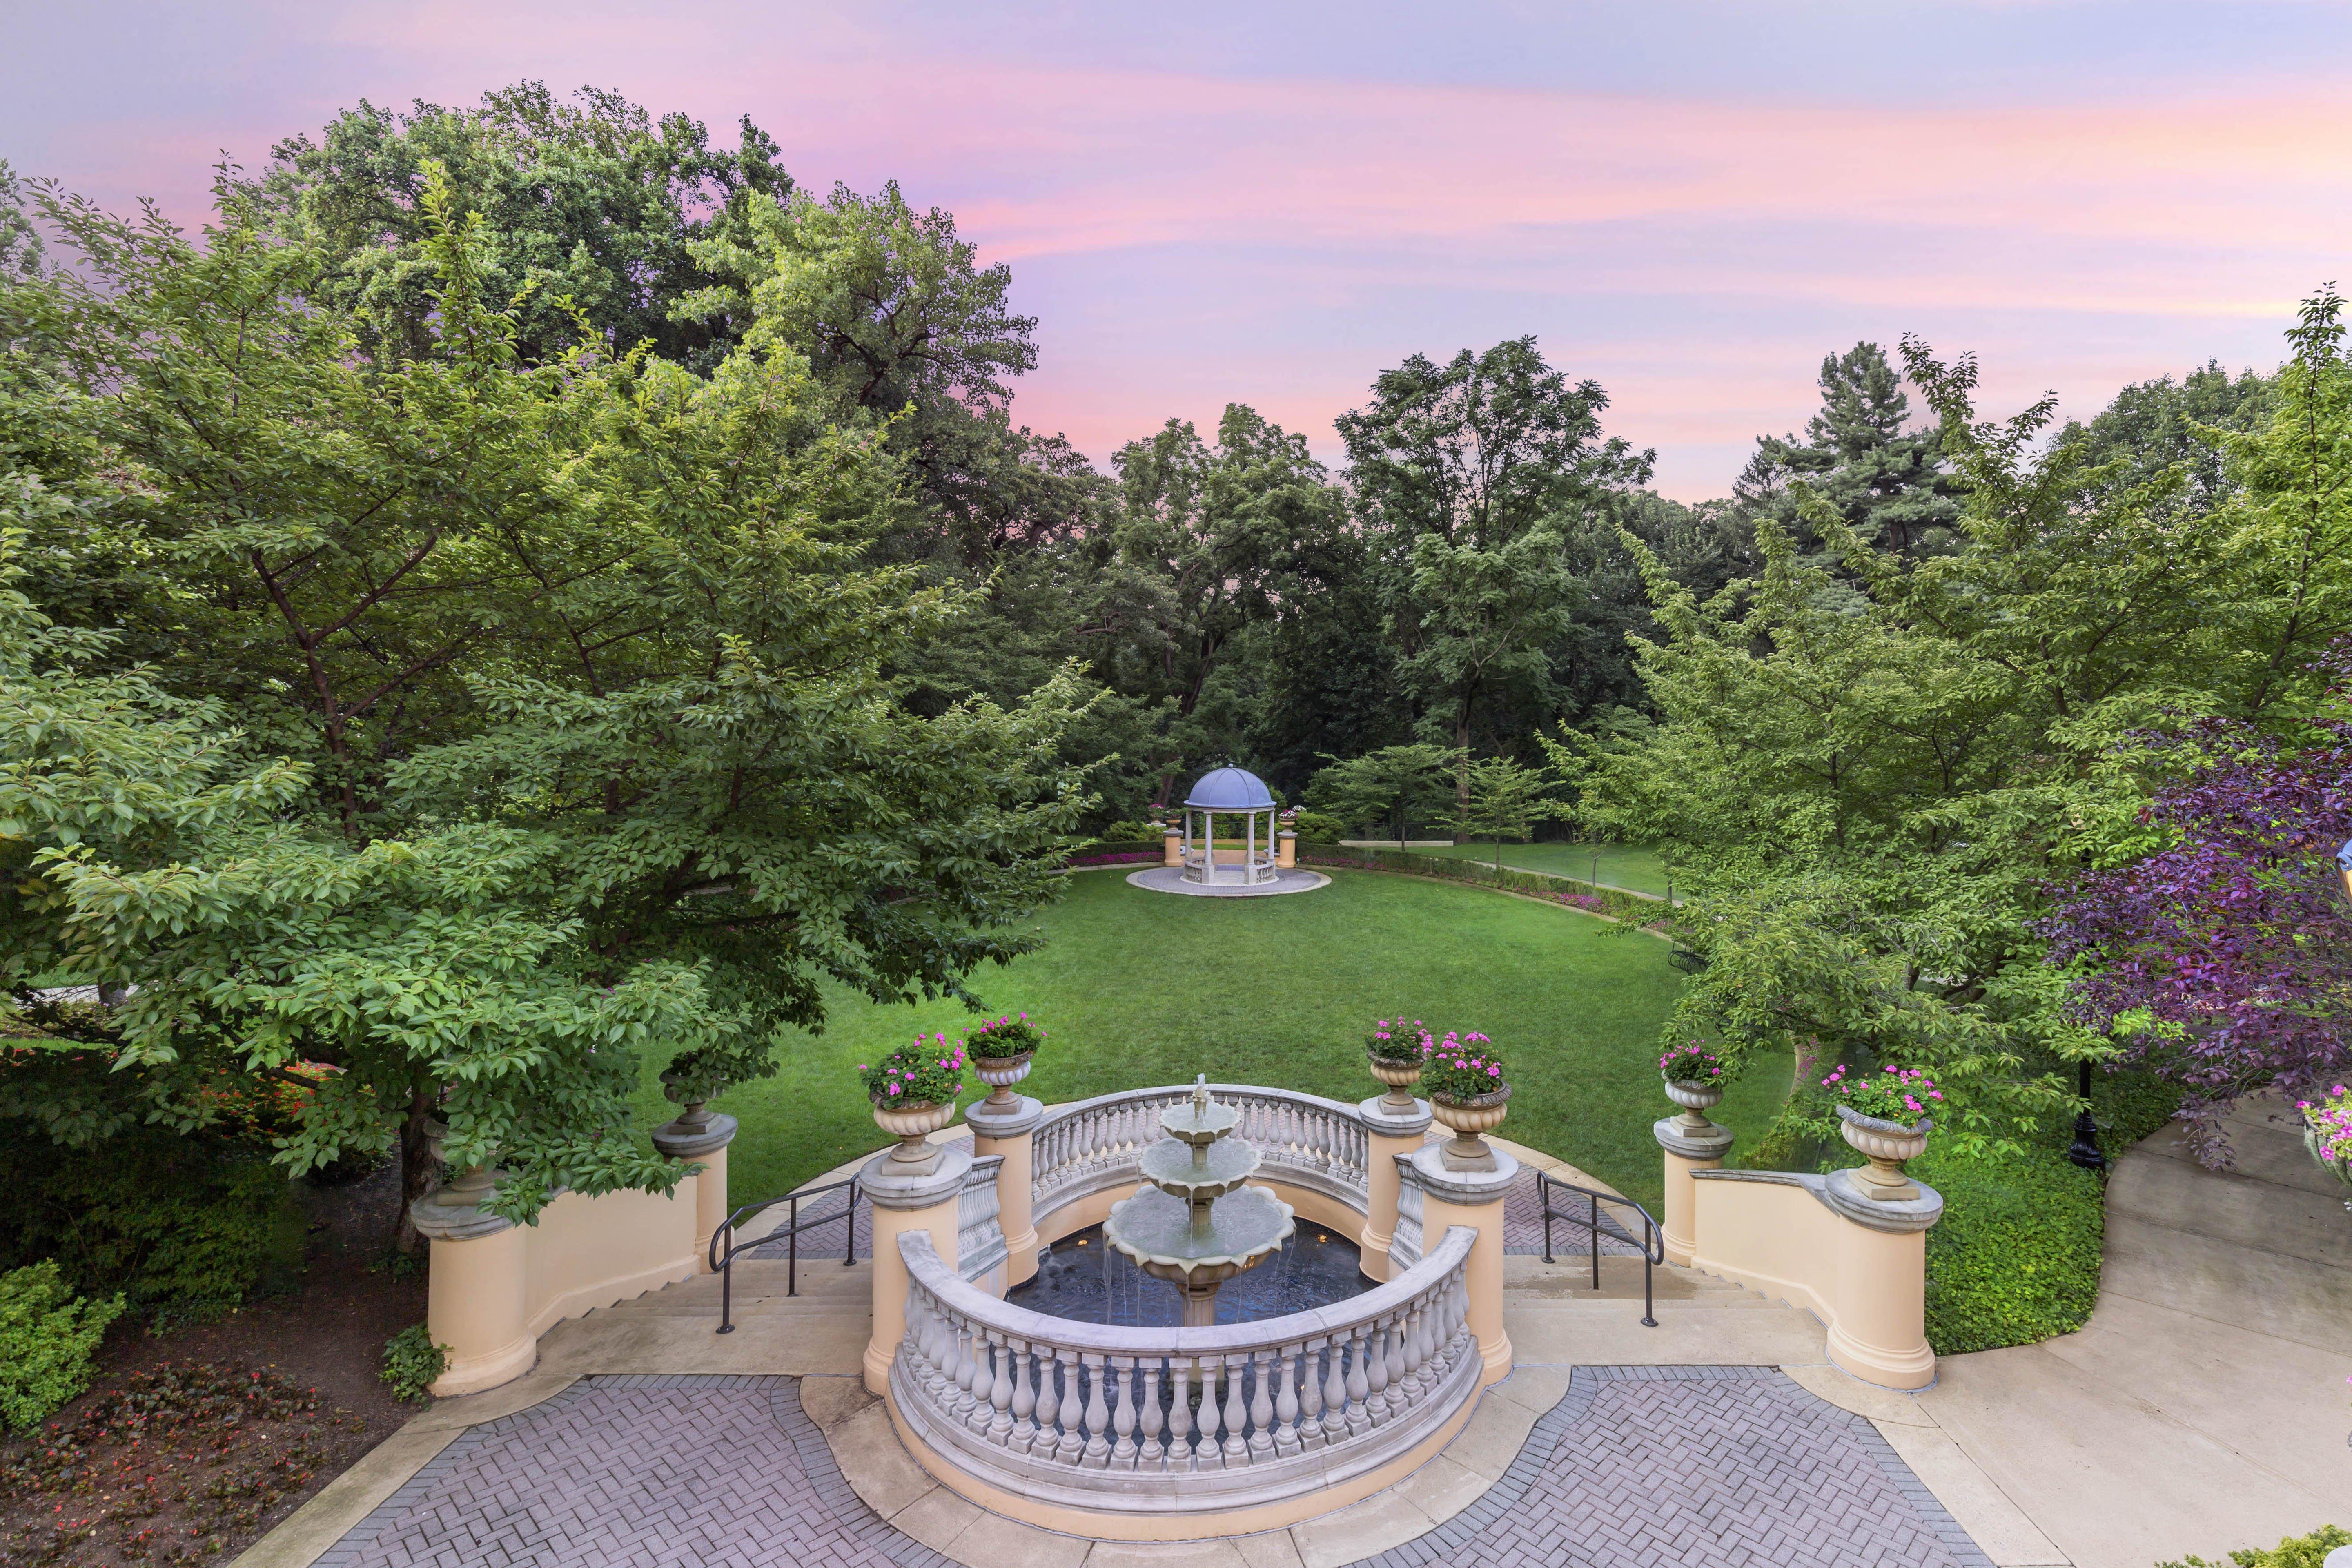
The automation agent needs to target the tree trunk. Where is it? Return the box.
[1453,712,1472,844]
[396,1085,437,1257]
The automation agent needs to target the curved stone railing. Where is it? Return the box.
[1031,1084,1371,1221]
[891,1223,1479,1518]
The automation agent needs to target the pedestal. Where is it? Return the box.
[1408,1144,1517,1385]
[651,1112,739,1273]
[966,1094,1044,1286]
[862,1145,974,1396]
[1654,1116,1735,1267]
[1358,1094,1433,1280]
[413,1179,534,1397]
[1276,830,1297,869]
[1163,829,1183,868]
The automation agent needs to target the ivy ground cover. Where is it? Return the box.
[639,869,1786,1212]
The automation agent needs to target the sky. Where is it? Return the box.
[7,1,2352,499]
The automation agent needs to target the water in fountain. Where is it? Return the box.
[1099,1075,1296,1327]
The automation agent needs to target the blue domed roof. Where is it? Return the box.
[1183,766,1276,810]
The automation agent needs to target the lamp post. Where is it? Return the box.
[2065,1058,2106,1171]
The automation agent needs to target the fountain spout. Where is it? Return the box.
[1102,1075,1295,1327]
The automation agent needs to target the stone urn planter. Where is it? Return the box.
[1662,1076,1725,1130]
[971,1049,1036,1109]
[1367,1051,1423,1111]
[873,1096,958,1174]
[1431,1086,1511,1172]
[659,1067,716,1131]
[1837,1104,1931,1200]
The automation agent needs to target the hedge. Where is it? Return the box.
[1295,845,1667,929]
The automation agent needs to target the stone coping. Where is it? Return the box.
[1692,1165,1947,1236]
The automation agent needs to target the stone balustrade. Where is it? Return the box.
[888,1223,1480,1533]
[1032,1083,1370,1218]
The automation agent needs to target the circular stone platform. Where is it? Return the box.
[1126,865,1330,897]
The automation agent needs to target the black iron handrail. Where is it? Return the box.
[707,1175,860,1334]
[1534,1169,1663,1328]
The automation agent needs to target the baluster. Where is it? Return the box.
[1221,1355,1250,1464]
[1138,1355,1165,1469]
[1009,1341,1038,1455]
[1194,1356,1224,1468]
[1298,1340,1327,1450]
[1247,1350,1276,1459]
[1052,1350,1085,1464]
[1343,1325,1372,1437]
[1363,1315,1393,1423]
[1034,1345,1064,1459]
[1273,1346,1302,1458]
[1081,1353,1112,1469]
[985,1332,1015,1442]
[1319,1336,1348,1445]
[946,1316,977,1423]
[1383,1316,1407,1413]
[1397,1299,1428,1403]
[1109,1357,1138,1470]
[1169,1357,1196,1471]
[967,1333,996,1434]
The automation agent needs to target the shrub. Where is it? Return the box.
[858,1034,967,1106]
[0,1261,125,1431]
[1289,810,1348,843]
[0,1121,307,1326]
[1420,1032,1507,1101]
[2157,1524,2350,1568]
[968,1015,1044,1059]
[380,1324,449,1403]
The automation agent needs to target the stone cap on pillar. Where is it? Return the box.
[1690,1167,1945,1235]
[861,1142,975,1210]
[651,1111,739,1162]
[1358,1095,1434,1138]
[1407,1140,1518,1201]
[1653,1116,1736,1162]
[410,1175,517,1241]
[964,1094,1044,1140]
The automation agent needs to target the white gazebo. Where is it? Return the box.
[1179,766,1279,886]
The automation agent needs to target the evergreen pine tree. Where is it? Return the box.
[1736,341,1962,556]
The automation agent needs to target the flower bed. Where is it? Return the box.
[0,1360,367,1566]
[2299,1082,2352,1185]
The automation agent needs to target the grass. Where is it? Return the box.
[638,868,1788,1214]
[1403,841,1674,898]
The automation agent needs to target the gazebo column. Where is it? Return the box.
[1247,808,1256,882]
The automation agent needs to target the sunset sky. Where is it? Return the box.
[9,0,2351,497]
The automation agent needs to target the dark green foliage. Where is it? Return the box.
[2158,1525,2352,1568]
[380,1325,449,1404]
[0,1120,306,1326]
[1735,341,1962,558]
[0,1261,125,1431]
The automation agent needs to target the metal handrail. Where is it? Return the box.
[1534,1170,1664,1328]
[707,1174,859,1334]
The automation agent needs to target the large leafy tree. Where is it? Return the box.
[2,166,1088,1244]
[1336,338,1651,817]
[241,82,792,374]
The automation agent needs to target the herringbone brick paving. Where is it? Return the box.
[310,1367,1987,1568]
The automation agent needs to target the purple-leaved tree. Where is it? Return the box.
[2047,706,2352,1165]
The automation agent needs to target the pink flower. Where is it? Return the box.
[887,1083,902,1096]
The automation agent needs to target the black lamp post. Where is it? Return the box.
[2065,1058,2106,1171]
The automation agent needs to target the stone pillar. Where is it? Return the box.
[1356,1094,1433,1280]
[967,1094,1044,1287]
[1163,825,1183,867]
[651,1108,739,1274]
[1820,1170,1944,1389]
[1654,1116,1736,1267]
[413,1171,535,1397]
[862,1143,973,1396]
[1408,1144,1516,1385]
[1276,830,1297,869]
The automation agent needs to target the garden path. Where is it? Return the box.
[1914,1101,2352,1568]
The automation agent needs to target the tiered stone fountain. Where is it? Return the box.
[1104,1076,1296,1326]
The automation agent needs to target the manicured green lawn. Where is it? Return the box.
[637,869,1786,1214]
[1405,841,1675,899]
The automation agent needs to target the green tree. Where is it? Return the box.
[1443,756,1566,877]
[4,167,1089,1247]
[1735,342,1962,557]
[1305,744,1460,843]
[242,81,792,373]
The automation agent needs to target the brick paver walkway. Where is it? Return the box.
[313,1368,1987,1568]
